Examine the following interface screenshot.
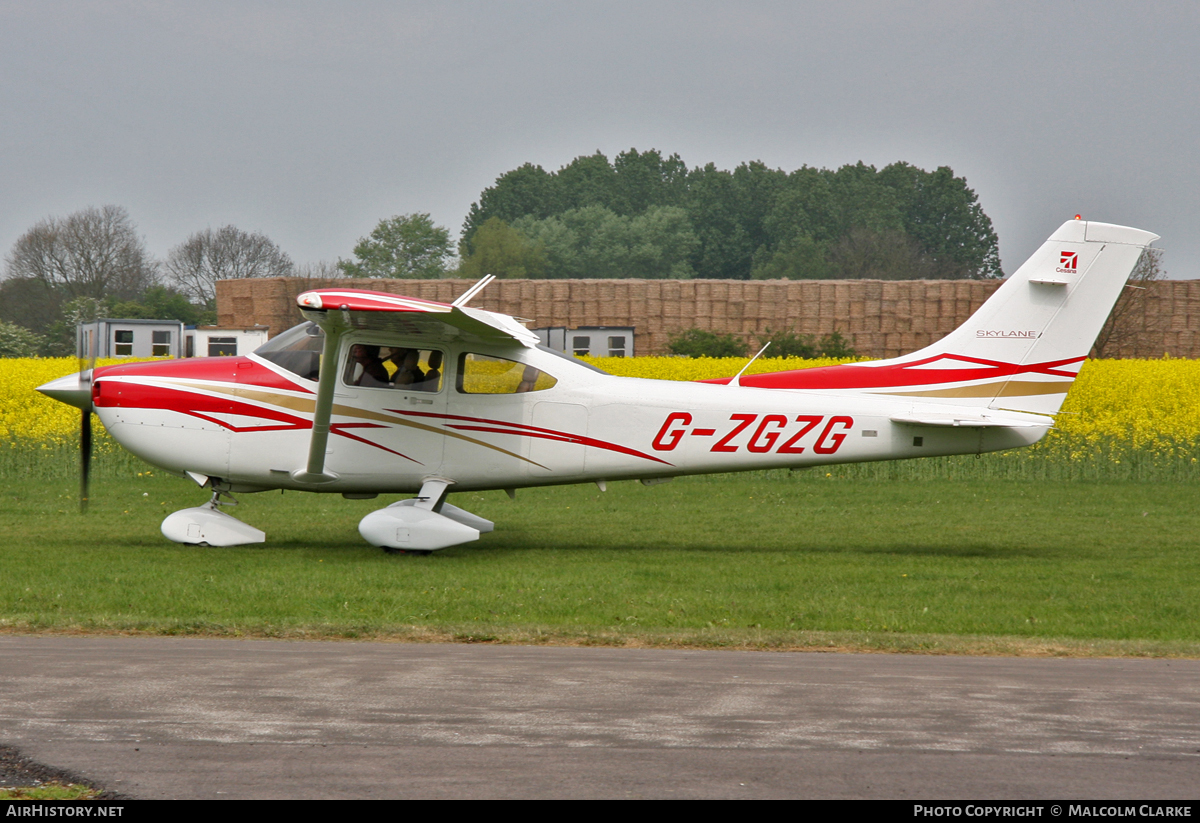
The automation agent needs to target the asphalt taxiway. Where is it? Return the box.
[1,636,1197,799]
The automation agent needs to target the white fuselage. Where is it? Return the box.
[96,334,1048,495]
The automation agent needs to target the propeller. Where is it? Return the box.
[77,310,98,513]
[79,372,92,513]
[37,304,102,512]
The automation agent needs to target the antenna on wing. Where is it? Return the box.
[452,274,496,308]
[731,342,770,387]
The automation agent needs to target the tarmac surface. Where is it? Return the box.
[1,635,1198,799]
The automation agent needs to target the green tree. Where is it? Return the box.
[826,226,955,280]
[514,206,698,279]
[757,328,856,358]
[109,285,214,326]
[667,328,748,358]
[462,150,1001,282]
[878,162,1001,279]
[611,148,689,215]
[0,319,44,357]
[750,233,831,280]
[457,218,547,279]
[683,163,754,280]
[461,164,561,254]
[340,214,453,279]
[0,277,64,339]
[555,152,618,212]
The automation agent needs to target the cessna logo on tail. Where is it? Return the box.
[1057,251,1079,273]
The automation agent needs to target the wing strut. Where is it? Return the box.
[291,322,345,484]
[452,274,495,308]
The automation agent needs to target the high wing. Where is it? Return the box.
[291,282,538,485]
[295,287,539,347]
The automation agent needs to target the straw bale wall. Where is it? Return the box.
[216,277,1200,359]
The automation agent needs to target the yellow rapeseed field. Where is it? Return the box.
[3,355,1198,467]
[1,357,155,449]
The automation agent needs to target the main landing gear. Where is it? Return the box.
[359,478,494,555]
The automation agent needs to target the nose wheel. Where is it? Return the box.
[161,486,266,547]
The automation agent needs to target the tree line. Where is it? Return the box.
[0,206,335,357]
[1,149,1003,356]
[454,150,1002,282]
[337,151,1002,283]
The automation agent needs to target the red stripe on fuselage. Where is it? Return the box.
[94,357,312,393]
[698,354,1085,390]
[96,379,423,462]
[391,409,673,466]
[94,380,311,430]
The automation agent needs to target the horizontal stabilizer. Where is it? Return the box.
[890,412,1049,429]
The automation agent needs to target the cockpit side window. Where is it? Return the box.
[342,343,444,392]
[457,353,557,394]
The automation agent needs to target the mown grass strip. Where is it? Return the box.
[3,472,1198,655]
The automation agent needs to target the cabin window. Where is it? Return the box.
[114,329,133,356]
[457,353,557,395]
[342,344,444,392]
[207,337,237,357]
[152,330,172,357]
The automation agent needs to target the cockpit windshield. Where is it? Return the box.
[253,322,324,380]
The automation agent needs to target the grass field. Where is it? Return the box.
[2,466,1198,656]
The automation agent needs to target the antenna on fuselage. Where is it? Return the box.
[731,342,770,387]
[452,274,496,308]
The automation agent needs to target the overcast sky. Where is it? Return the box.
[2,0,1197,279]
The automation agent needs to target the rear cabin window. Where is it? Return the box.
[343,345,444,392]
[457,353,557,394]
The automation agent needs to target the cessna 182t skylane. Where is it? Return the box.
[38,218,1157,553]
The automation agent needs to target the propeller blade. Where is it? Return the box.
[80,405,92,514]
[77,305,98,514]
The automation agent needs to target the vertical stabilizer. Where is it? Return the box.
[906,219,1157,413]
[722,219,1158,415]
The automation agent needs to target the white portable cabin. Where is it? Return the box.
[77,319,185,359]
[535,326,634,358]
[185,326,270,358]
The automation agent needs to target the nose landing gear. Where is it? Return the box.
[161,484,266,547]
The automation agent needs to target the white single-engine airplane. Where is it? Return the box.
[39,218,1156,553]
